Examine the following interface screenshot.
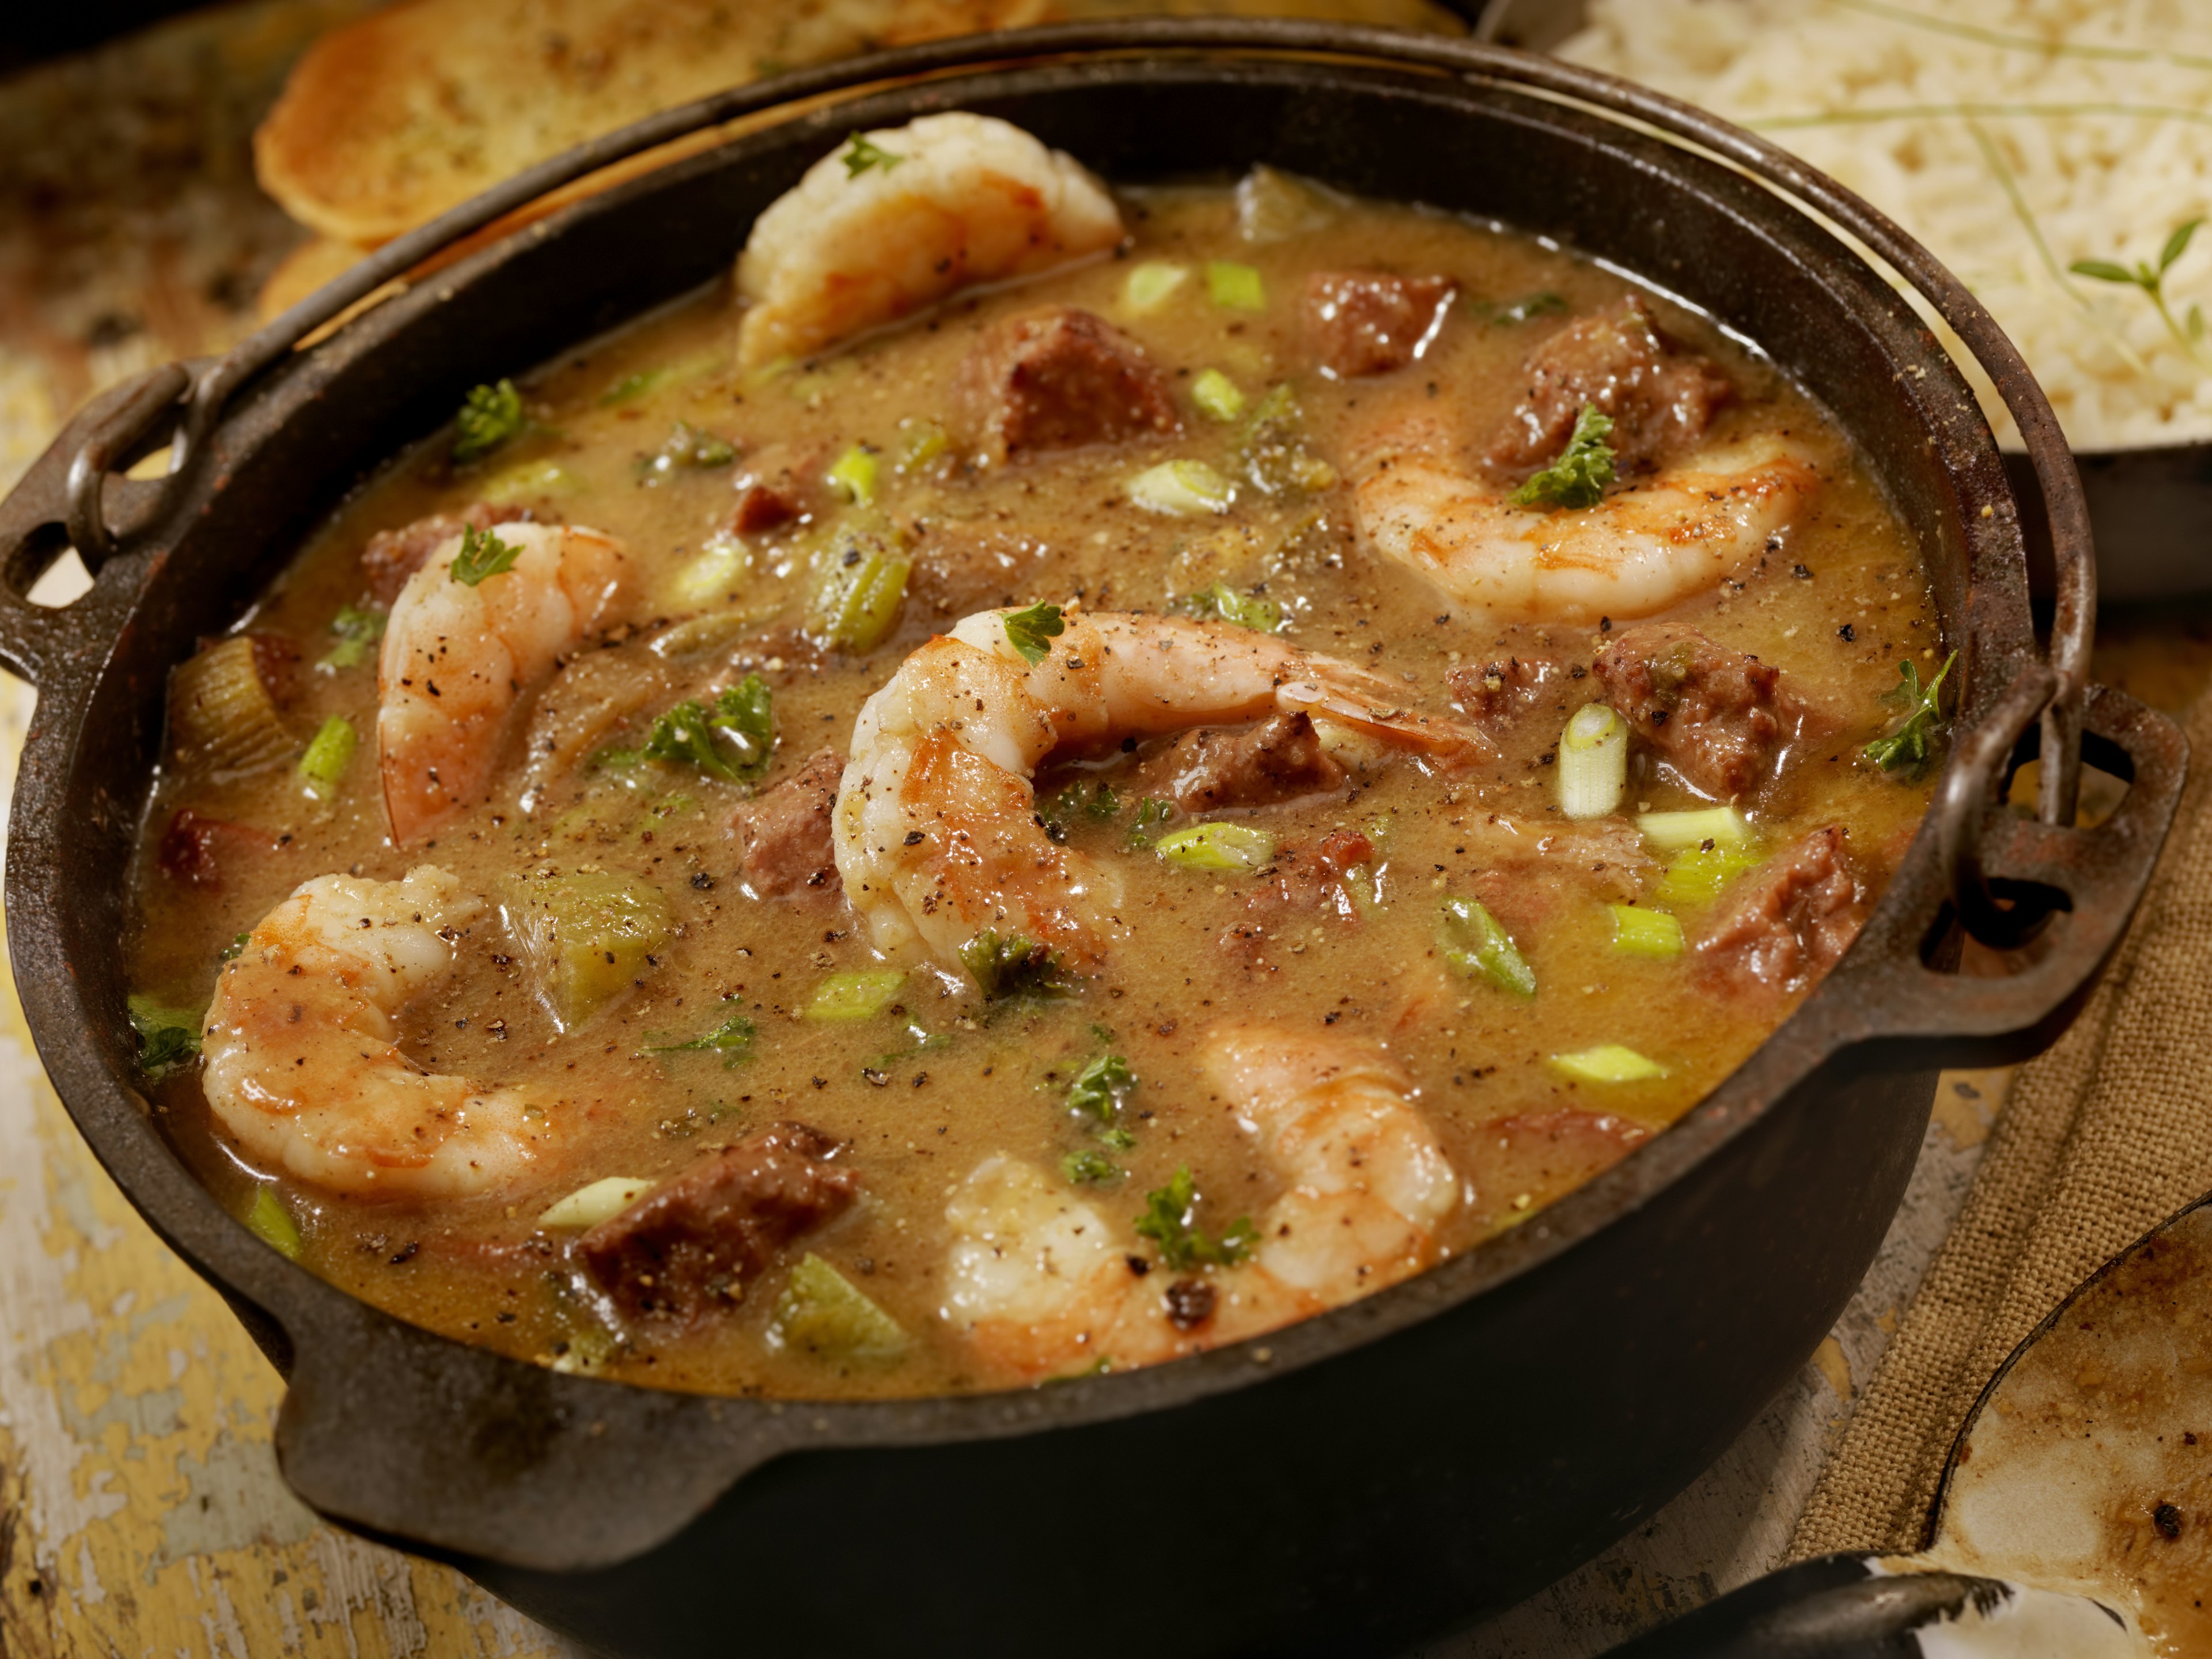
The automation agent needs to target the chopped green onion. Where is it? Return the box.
[641,1009,756,1067]
[661,533,752,611]
[539,1176,655,1229]
[297,715,357,801]
[774,1253,907,1361]
[319,604,385,671]
[804,971,907,1022]
[1128,459,1234,517]
[1240,384,1336,495]
[1656,841,1764,908]
[1154,821,1275,871]
[599,368,669,406]
[127,994,202,1080]
[1206,261,1268,311]
[1608,903,1684,959]
[637,421,736,483]
[242,1187,303,1259]
[897,421,950,472]
[1440,896,1536,998]
[478,459,583,505]
[827,444,878,506]
[1191,369,1245,422]
[1122,262,1190,316]
[1550,1044,1666,1084]
[1235,165,1339,245]
[1558,702,1627,820]
[1637,806,1751,852]
[1181,581,1280,633]
[808,537,910,653]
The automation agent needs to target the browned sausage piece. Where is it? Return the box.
[577,1121,859,1323]
[729,748,844,896]
[728,442,822,535]
[361,503,532,602]
[1222,828,1372,960]
[1697,824,1866,995]
[1592,623,1816,801]
[1444,656,1565,734]
[156,808,282,891]
[1141,712,1347,815]
[1487,296,1733,476]
[1302,270,1457,378]
[955,305,1179,461]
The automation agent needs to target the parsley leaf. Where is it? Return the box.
[638,676,775,785]
[1124,796,1175,851]
[1066,1051,1135,1124]
[1134,1166,1257,1271]
[452,378,527,464]
[127,994,202,1080]
[641,1010,757,1068]
[959,930,1074,1002]
[1003,602,1065,666]
[1182,581,1281,633]
[1510,402,1616,511]
[842,132,904,177]
[637,421,737,484]
[319,604,386,670]
[449,523,521,586]
[1061,1149,1123,1185]
[1865,649,1957,772]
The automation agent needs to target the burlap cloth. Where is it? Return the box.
[1790,688,2212,1558]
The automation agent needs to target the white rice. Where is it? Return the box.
[1558,0,2212,450]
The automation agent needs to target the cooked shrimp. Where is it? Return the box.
[1353,420,1821,628]
[735,112,1123,368]
[834,608,1484,973]
[378,522,630,844]
[201,866,550,1199]
[942,1024,1459,1381]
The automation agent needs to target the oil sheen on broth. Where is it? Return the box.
[127,118,1943,1401]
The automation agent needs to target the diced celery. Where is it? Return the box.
[1608,903,1684,959]
[827,444,878,506]
[499,871,672,1030]
[661,533,752,611]
[898,420,950,472]
[480,459,585,505]
[808,535,910,653]
[1637,806,1751,852]
[1154,821,1275,871]
[1656,840,1765,908]
[1182,581,1279,633]
[539,1175,655,1229]
[1550,1044,1666,1084]
[1236,165,1341,244]
[1240,385,1336,495]
[1121,261,1190,316]
[1191,368,1245,422]
[1440,896,1536,998]
[804,971,906,1022]
[1128,460,1234,517]
[243,1187,302,1259]
[319,604,385,671]
[599,368,669,406]
[1206,261,1268,311]
[297,715,357,801]
[774,1253,908,1361]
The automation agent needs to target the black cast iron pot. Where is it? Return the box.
[0,23,2187,1658]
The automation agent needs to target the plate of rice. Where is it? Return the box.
[1480,0,2212,599]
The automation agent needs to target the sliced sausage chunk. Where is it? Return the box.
[728,442,821,535]
[361,503,531,603]
[729,748,843,896]
[1302,270,1457,378]
[578,1121,858,1322]
[1222,828,1372,960]
[956,305,1179,461]
[1487,296,1733,476]
[1141,712,1347,815]
[1445,655,1565,733]
[1593,623,1814,801]
[156,809,282,890]
[1698,825,1865,995]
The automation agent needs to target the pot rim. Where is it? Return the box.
[0,21,2178,1573]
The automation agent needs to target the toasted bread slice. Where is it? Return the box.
[253,0,1052,245]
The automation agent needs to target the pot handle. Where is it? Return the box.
[1598,1554,2141,1657]
[1845,677,2186,1071]
[0,363,189,689]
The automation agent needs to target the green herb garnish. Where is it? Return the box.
[453,378,526,464]
[959,930,1074,1002]
[319,603,386,671]
[1866,649,1959,772]
[638,676,775,785]
[127,994,202,1080]
[1482,289,1567,326]
[1134,1166,1257,1271]
[1510,402,1616,511]
[841,132,904,177]
[642,1010,758,1068]
[637,421,737,484]
[2071,218,2212,369]
[219,932,250,963]
[449,523,521,586]
[1003,602,1066,666]
[1061,1149,1123,1185]
[1124,796,1175,851]
[1182,581,1282,633]
[1066,1051,1135,1124]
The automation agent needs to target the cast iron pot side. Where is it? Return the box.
[0,28,2183,1659]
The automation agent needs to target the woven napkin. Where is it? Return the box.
[1790,688,2212,1558]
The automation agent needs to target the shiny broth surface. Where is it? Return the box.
[128,180,1940,1399]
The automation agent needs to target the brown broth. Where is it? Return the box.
[127,183,1940,1399]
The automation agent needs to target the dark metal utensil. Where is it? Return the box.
[1607,1195,2212,1656]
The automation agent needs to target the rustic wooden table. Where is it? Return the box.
[2,8,2204,1656]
